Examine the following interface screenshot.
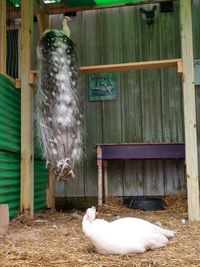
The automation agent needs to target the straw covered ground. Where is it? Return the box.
[0,195,200,267]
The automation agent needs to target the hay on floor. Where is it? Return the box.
[0,195,200,267]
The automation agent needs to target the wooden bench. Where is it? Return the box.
[95,142,185,206]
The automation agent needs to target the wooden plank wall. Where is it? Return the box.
[55,2,200,197]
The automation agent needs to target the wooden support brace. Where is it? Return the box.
[177,60,183,76]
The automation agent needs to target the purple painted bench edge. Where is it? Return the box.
[95,143,185,160]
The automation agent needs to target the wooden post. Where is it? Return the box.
[0,204,9,235]
[35,6,54,210]
[0,0,6,74]
[46,167,55,210]
[180,0,200,221]
[20,0,34,219]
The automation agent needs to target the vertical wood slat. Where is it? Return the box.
[180,0,200,221]
[20,0,34,218]
[0,0,6,74]
[159,3,184,195]
[101,8,123,196]
[121,6,143,196]
[82,10,103,197]
[139,5,164,195]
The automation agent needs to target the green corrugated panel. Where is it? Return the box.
[0,151,48,217]
[0,74,48,216]
[0,74,43,158]
[34,160,48,211]
[0,75,20,153]
[34,119,43,160]
[34,139,43,160]
[65,0,150,7]
[0,151,20,218]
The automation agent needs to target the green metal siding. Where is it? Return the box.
[0,151,20,218]
[34,160,48,211]
[0,152,48,217]
[0,76,21,217]
[0,75,20,153]
[0,75,48,217]
[34,121,43,160]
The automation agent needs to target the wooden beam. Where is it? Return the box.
[0,0,6,74]
[15,59,183,88]
[180,0,200,221]
[44,1,175,15]
[36,13,50,36]
[36,1,50,36]
[8,0,175,19]
[80,59,183,74]
[20,0,34,219]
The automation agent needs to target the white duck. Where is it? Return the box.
[82,207,175,255]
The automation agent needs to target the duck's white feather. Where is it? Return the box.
[82,207,175,255]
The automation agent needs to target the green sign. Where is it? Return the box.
[88,72,117,101]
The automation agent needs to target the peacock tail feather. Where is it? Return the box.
[36,29,83,180]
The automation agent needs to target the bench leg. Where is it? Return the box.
[97,145,103,206]
[103,160,108,203]
[97,160,103,206]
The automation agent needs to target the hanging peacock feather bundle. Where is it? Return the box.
[36,29,83,180]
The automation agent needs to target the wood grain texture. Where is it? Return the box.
[180,0,200,221]
[0,0,6,74]
[20,0,34,218]
[55,4,187,198]
[80,59,182,73]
